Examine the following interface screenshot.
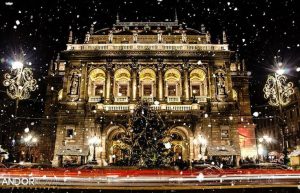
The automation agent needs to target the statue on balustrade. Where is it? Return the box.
[181,32,187,43]
[133,31,138,43]
[108,31,113,43]
[157,32,163,43]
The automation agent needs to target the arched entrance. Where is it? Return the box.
[169,126,192,161]
[104,125,129,164]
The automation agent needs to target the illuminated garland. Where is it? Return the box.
[3,67,37,100]
[263,74,294,107]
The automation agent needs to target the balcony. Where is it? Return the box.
[104,105,129,111]
[141,96,154,102]
[150,105,161,111]
[114,96,129,103]
[166,105,192,111]
[195,96,207,103]
[89,96,103,103]
[167,96,181,103]
[96,104,199,112]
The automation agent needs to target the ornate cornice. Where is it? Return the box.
[61,50,232,60]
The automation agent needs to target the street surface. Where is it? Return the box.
[0,168,300,189]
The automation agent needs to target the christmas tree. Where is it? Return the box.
[121,102,173,168]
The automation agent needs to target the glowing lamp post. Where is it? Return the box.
[22,130,38,162]
[3,61,37,116]
[263,62,294,165]
[88,135,100,164]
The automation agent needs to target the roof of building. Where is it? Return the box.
[93,20,205,36]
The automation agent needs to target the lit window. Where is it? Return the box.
[168,85,176,96]
[66,128,74,138]
[119,85,128,96]
[143,85,152,96]
[95,85,104,96]
[192,85,200,96]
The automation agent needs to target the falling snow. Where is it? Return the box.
[0,0,299,169]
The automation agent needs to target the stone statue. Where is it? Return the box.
[216,72,226,95]
[84,32,90,43]
[182,32,187,43]
[70,73,79,95]
[108,31,113,43]
[157,32,163,43]
[133,31,138,43]
[206,31,211,44]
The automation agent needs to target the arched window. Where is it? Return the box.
[190,69,207,98]
[114,69,131,102]
[171,133,183,140]
[139,68,156,101]
[88,69,106,98]
[164,69,181,102]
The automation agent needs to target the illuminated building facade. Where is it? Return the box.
[43,18,257,166]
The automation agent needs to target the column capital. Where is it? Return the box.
[182,63,190,71]
[131,58,138,69]
[157,62,164,70]
[106,58,113,70]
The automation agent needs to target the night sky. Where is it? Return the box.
[0,0,299,123]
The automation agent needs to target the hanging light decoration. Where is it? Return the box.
[263,73,294,107]
[3,61,37,101]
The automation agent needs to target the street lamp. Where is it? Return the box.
[22,129,38,162]
[3,60,37,116]
[193,134,207,160]
[263,60,294,165]
[88,135,100,164]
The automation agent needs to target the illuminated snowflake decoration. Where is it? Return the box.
[263,74,294,107]
[3,67,37,100]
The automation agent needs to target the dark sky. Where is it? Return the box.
[0,0,299,119]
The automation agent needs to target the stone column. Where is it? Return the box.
[131,60,138,101]
[105,60,113,102]
[131,70,137,101]
[157,61,164,101]
[184,69,190,101]
[208,62,215,101]
[105,70,111,102]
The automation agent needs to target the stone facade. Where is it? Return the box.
[42,19,257,166]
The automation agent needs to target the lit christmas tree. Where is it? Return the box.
[121,102,173,168]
